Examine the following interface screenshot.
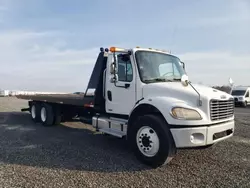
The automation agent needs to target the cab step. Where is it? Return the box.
[98,128,126,138]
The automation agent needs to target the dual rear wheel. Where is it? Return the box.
[30,103,61,126]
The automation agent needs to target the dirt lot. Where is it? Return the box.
[0,97,249,188]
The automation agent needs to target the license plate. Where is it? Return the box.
[213,129,233,140]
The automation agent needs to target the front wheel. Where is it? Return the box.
[128,114,176,168]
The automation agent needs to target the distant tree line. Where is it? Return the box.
[212,85,232,94]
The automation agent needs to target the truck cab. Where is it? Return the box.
[92,46,235,167]
[231,86,250,107]
[104,47,187,115]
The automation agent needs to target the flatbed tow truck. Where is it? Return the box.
[17,46,235,168]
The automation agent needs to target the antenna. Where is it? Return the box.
[228,77,234,94]
[168,26,178,54]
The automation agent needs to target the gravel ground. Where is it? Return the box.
[0,97,249,188]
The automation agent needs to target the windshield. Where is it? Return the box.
[231,90,246,96]
[135,51,186,83]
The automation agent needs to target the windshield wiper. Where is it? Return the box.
[173,78,181,81]
[144,78,173,83]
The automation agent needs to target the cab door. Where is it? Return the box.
[105,53,137,115]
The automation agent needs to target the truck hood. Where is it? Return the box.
[142,82,233,106]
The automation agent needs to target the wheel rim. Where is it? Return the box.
[136,126,160,157]
[41,107,46,122]
[31,105,36,119]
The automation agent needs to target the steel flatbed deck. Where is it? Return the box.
[16,93,93,106]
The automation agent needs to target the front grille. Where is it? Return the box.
[210,99,234,121]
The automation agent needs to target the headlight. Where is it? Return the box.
[171,107,202,120]
[239,97,243,100]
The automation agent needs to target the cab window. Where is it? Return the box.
[117,54,133,82]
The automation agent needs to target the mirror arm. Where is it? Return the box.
[188,81,202,106]
[181,74,202,106]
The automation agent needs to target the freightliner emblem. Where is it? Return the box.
[220,95,226,99]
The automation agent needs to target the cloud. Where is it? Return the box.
[0,29,249,92]
[174,0,250,29]
[0,6,7,11]
[179,51,250,86]
[0,30,99,92]
[0,0,11,22]
[0,0,249,91]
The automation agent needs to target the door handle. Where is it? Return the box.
[125,83,130,88]
[114,83,130,89]
[107,90,112,101]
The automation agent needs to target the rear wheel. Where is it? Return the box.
[30,103,41,122]
[40,103,54,126]
[128,114,176,168]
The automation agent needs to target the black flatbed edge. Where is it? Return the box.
[16,50,108,110]
[16,94,94,106]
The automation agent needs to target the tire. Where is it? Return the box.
[40,103,54,126]
[128,114,176,168]
[30,103,41,122]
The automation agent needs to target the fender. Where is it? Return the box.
[127,96,210,138]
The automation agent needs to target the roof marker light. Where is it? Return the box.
[110,47,126,52]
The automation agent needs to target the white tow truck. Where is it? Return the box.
[17,46,235,168]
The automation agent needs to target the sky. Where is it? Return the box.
[0,0,249,92]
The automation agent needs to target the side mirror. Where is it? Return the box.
[110,63,116,74]
[181,61,185,70]
[110,74,118,83]
[110,54,119,83]
[110,55,118,74]
[181,74,189,87]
